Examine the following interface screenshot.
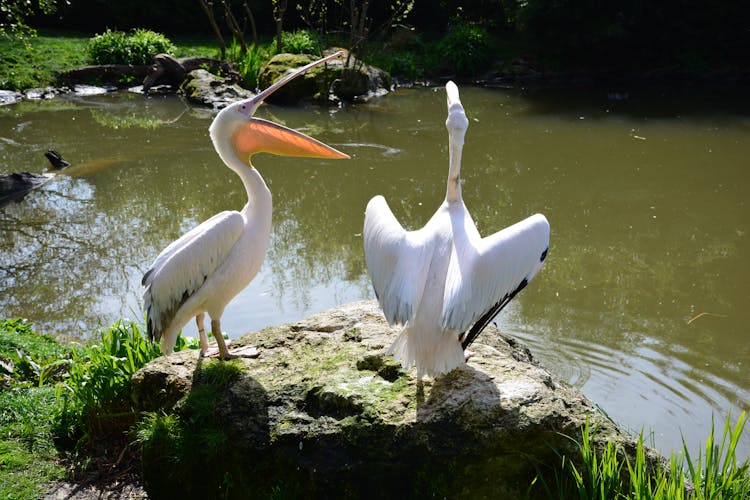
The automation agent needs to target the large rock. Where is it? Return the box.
[257,52,391,104]
[179,69,255,109]
[132,301,648,499]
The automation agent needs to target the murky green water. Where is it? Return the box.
[1,85,748,460]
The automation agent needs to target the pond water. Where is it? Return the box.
[1,84,748,461]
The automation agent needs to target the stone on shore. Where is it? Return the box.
[0,90,23,106]
[132,300,651,499]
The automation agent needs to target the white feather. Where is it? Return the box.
[363,195,432,325]
[441,212,549,332]
[143,211,244,339]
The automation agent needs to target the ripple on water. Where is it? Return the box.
[508,326,750,459]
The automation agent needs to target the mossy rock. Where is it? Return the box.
[133,301,656,499]
[257,52,391,104]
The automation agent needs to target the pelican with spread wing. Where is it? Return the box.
[363,81,549,379]
[143,52,349,360]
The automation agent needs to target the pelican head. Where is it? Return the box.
[445,81,469,202]
[210,51,349,167]
[445,81,469,144]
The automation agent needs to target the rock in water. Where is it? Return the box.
[132,300,653,499]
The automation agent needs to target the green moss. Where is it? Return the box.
[193,358,245,387]
[138,358,254,498]
[343,328,362,342]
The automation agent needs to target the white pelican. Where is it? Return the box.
[143,52,349,360]
[363,81,549,379]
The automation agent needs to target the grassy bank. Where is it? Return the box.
[0,29,222,91]
[1,317,749,499]
[0,31,91,91]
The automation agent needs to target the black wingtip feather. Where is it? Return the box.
[460,278,529,350]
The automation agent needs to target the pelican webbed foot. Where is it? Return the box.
[199,341,260,360]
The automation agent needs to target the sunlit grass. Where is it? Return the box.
[537,413,750,499]
[0,320,66,499]
[0,30,90,90]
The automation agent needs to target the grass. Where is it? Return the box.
[0,320,67,499]
[0,318,70,388]
[0,386,67,499]
[536,414,750,499]
[0,317,201,499]
[0,27,529,92]
[0,30,91,90]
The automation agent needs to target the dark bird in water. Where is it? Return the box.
[0,149,71,207]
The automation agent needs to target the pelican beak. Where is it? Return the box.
[232,51,350,160]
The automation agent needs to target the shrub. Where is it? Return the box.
[87,28,176,65]
[57,321,161,438]
[438,22,492,76]
[281,29,319,54]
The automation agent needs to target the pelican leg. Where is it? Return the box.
[197,313,210,357]
[210,318,235,360]
[206,318,260,360]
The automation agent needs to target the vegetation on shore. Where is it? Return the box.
[0,23,504,92]
[0,318,199,498]
[1,317,748,499]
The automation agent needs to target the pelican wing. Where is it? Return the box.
[142,211,244,341]
[364,195,432,325]
[441,213,550,333]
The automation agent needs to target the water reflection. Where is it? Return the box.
[0,86,748,460]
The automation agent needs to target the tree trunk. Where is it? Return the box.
[196,0,226,59]
[272,0,287,53]
[243,1,259,47]
[221,0,248,53]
